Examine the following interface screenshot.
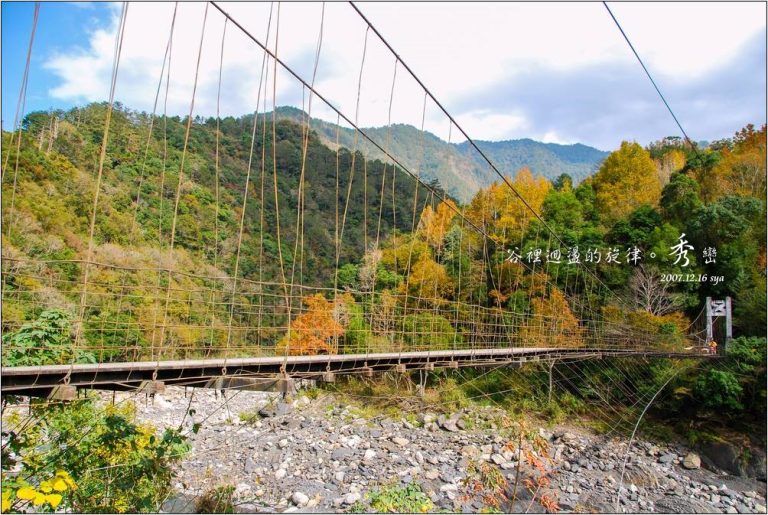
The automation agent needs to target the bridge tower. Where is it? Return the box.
[706,296,733,352]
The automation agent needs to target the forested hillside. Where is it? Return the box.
[2,104,765,364]
[275,106,609,201]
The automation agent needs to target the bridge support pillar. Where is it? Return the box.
[276,374,296,399]
[48,385,77,401]
[361,367,374,378]
[424,362,435,372]
[548,361,555,405]
[447,361,459,369]
[320,371,336,383]
[395,363,407,374]
[137,380,166,395]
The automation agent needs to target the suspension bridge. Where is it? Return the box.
[1,2,721,399]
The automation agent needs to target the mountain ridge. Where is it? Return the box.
[275,106,609,202]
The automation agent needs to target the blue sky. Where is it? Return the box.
[2,2,114,127]
[2,2,766,150]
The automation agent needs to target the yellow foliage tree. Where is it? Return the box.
[417,199,458,250]
[401,257,453,302]
[467,168,551,244]
[593,141,661,223]
[713,124,766,199]
[655,148,686,186]
[276,294,343,355]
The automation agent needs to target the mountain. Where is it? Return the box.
[275,106,609,202]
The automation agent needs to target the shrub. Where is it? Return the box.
[2,396,190,513]
[2,309,95,366]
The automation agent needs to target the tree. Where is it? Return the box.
[276,294,344,355]
[592,141,661,223]
[626,265,683,315]
[401,257,453,302]
[660,172,703,226]
[553,173,573,192]
[654,148,686,186]
[417,199,458,251]
[522,287,582,348]
[712,124,766,199]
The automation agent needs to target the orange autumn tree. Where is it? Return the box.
[276,294,344,355]
[522,287,582,348]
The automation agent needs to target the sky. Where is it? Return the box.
[2,1,765,151]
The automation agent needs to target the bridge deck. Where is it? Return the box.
[1,347,713,394]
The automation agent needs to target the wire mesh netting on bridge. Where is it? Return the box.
[1,2,708,376]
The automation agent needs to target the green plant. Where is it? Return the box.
[2,310,95,366]
[368,482,433,513]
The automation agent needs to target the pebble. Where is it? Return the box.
[106,386,767,515]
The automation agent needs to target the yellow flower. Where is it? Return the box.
[16,487,36,501]
[39,481,53,494]
[52,479,68,492]
[45,494,63,509]
[32,492,46,506]
[2,491,12,513]
[55,471,76,490]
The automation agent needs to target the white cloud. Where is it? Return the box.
[40,2,765,148]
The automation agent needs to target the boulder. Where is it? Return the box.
[683,452,701,470]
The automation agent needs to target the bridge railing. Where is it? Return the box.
[1,257,686,367]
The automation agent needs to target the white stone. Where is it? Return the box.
[279,439,289,449]
[364,449,377,461]
[275,468,287,480]
[344,492,361,505]
[291,492,309,506]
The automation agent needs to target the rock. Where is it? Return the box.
[335,471,345,482]
[755,503,766,513]
[392,437,409,446]
[343,492,361,505]
[491,454,506,465]
[275,468,287,480]
[683,452,701,470]
[654,497,721,513]
[291,492,309,506]
[244,457,257,474]
[278,439,289,449]
[461,445,480,457]
[538,428,554,441]
[332,448,354,460]
[440,484,458,493]
[259,401,293,418]
[363,449,376,461]
[425,469,440,480]
[659,453,676,464]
